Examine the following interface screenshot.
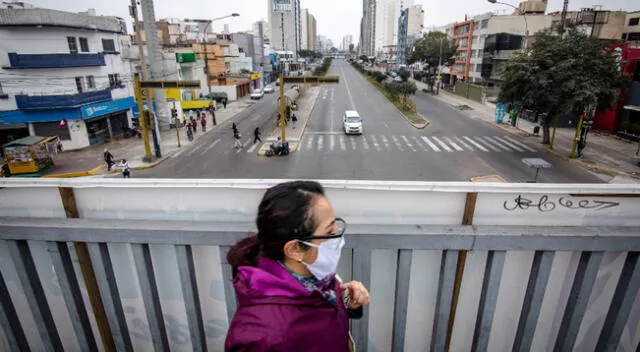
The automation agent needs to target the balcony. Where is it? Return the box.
[6,52,106,69]
[15,89,112,109]
[1,179,639,351]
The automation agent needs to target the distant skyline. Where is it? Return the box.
[17,0,640,47]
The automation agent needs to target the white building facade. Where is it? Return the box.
[342,35,354,52]
[0,5,135,150]
[268,0,301,56]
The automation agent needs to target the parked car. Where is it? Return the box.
[250,89,264,100]
[263,85,274,93]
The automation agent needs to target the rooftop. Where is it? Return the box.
[0,7,125,33]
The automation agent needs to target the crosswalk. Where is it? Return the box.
[300,134,537,153]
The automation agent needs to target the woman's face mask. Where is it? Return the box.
[298,236,345,281]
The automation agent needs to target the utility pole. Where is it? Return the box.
[559,0,569,35]
[130,0,156,161]
[437,36,443,94]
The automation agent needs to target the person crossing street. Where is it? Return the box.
[201,115,207,132]
[253,127,262,144]
[233,129,243,149]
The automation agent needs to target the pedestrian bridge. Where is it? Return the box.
[1,179,639,351]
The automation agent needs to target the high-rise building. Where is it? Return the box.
[342,35,353,52]
[253,19,270,44]
[397,4,424,64]
[360,0,376,56]
[268,0,301,56]
[300,9,316,51]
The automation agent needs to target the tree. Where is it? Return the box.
[409,31,457,92]
[398,68,410,82]
[499,29,626,145]
[330,47,338,53]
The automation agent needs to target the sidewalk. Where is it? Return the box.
[258,86,320,156]
[427,88,640,179]
[43,97,250,177]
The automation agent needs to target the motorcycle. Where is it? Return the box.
[124,127,142,139]
[265,142,290,157]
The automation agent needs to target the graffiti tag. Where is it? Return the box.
[503,195,619,212]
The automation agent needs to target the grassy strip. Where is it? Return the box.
[358,71,427,125]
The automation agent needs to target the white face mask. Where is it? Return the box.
[299,236,345,281]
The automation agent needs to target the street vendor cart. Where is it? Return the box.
[2,136,61,176]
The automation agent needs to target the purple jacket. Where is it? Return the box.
[224,258,353,352]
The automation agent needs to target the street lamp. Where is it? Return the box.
[487,0,529,49]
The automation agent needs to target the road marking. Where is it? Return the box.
[187,142,206,156]
[381,135,392,150]
[236,139,251,153]
[330,109,335,132]
[474,137,500,151]
[306,135,314,150]
[306,131,342,135]
[391,135,404,152]
[493,136,524,152]
[401,135,417,152]
[370,135,382,151]
[340,135,347,150]
[503,136,537,152]
[431,137,452,152]
[330,135,335,151]
[483,136,510,151]
[412,136,429,152]
[444,137,464,151]
[421,136,441,152]
[339,65,356,110]
[362,135,370,150]
[463,136,489,151]
[246,141,259,153]
[350,137,357,150]
[199,139,221,155]
[454,137,473,151]
[318,136,324,151]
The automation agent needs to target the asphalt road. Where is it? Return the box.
[137,59,602,183]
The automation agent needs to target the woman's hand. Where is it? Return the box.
[340,281,370,309]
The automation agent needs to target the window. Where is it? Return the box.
[102,38,116,52]
[67,36,78,54]
[75,77,84,93]
[472,35,478,44]
[476,64,482,72]
[79,37,89,52]
[629,17,639,26]
[33,122,71,140]
[86,75,95,89]
[628,32,640,41]
[481,19,489,29]
[108,74,120,88]
[622,33,627,40]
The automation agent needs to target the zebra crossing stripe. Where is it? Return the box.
[339,135,347,150]
[370,135,382,151]
[421,136,441,152]
[463,136,489,152]
[246,140,259,153]
[381,135,392,150]
[401,136,417,152]
[503,136,537,152]
[444,137,464,151]
[362,136,370,150]
[412,136,429,152]
[431,137,452,152]
[330,135,336,151]
[318,136,324,151]
[307,135,314,150]
[474,137,500,151]
[391,136,404,151]
[493,136,524,152]
[350,137,357,150]
[455,136,473,151]
[483,136,510,151]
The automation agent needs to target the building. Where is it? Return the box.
[360,0,376,56]
[268,0,301,56]
[253,19,270,44]
[231,31,265,88]
[300,9,317,51]
[342,35,354,52]
[623,11,640,43]
[451,19,474,81]
[549,8,628,40]
[0,5,135,150]
[396,4,424,65]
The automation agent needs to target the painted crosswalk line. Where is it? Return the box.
[474,137,500,151]
[421,136,441,152]
[370,135,382,151]
[493,136,524,152]
[401,136,417,152]
[483,136,510,151]
[503,136,537,152]
[463,136,489,152]
[444,137,464,151]
[198,139,221,155]
[391,135,405,152]
[431,136,452,152]
[339,135,347,150]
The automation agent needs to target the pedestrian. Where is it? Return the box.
[192,116,197,133]
[209,102,217,125]
[224,181,369,351]
[222,98,227,109]
[120,159,131,178]
[292,113,298,129]
[201,114,207,132]
[189,109,194,122]
[233,129,243,149]
[186,124,194,141]
[232,122,238,135]
[103,148,115,171]
[253,127,262,144]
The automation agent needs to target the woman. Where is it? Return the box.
[225,181,370,351]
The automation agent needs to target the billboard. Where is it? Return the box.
[273,0,292,12]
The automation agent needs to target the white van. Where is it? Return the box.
[343,110,363,135]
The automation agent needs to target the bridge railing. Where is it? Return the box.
[0,179,639,351]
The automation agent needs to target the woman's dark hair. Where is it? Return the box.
[227,181,325,277]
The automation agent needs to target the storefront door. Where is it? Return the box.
[108,112,129,138]
[86,117,109,145]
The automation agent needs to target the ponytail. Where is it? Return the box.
[227,235,261,278]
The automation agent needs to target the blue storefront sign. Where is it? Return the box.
[81,97,136,119]
[495,103,507,123]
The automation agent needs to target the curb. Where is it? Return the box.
[43,164,105,178]
[543,147,620,177]
[486,121,531,138]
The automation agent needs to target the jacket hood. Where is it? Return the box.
[233,258,331,307]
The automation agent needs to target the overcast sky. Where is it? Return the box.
[23,0,640,46]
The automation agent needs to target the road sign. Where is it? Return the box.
[282,76,339,84]
[139,80,201,89]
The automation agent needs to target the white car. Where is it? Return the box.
[263,85,274,93]
[250,89,264,100]
[343,110,363,135]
